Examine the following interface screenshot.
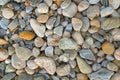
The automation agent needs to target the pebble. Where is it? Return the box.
[37,3,49,13]
[87,5,100,20]
[111,29,120,41]
[107,62,118,71]
[27,60,38,70]
[111,73,120,80]
[106,55,114,61]
[0,48,9,61]
[15,47,32,61]
[72,32,84,45]
[100,7,114,17]
[88,0,100,4]
[34,37,45,47]
[0,38,8,45]
[62,2,77,17]
[34,57,56,75]
[5,59,11,64]
[37,14,49,23]
[0,18,10,30]
[19,31,35,40]
[1,73,16,80]
[46,17,56,29]
[59,37,78,50]
[32,47,40,57]
[56,64,71,76]
[85,37,94,45]
[45,46,53,57]
[101,18,120,30]
[109,0,120,9]
[11,54,26,69]
[90,19,100,28]
[61,0,71,9]
[81,17,90,32]
[114,48,120,60]
[25,67,35,75]
[72,18,83,31]
[65,23,72,32]
[78,1,89,12]
[54,25,63,36]
[8,19,19,31]
[17,73,32,80]
[30,19,46,37]
[76,56,92,74]
[77,73,89,80]
[79,49,96,61]
[5,64,15,73]
[0,0,10,5]
[0,62,6,77]
[102,41,115,54]
[89,68,114,80]
[92,33,104,42]
[44,0,53,6]
[47,35,60,46]
[69,60,76,68]
[2,8,14,19]
[92,63,101,71]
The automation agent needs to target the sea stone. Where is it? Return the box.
[59,38,78,50]
[34,57,56,75]
[109,0,120,9]
[87,5,100,20]
[111,73,120,80]
[72,32,84,45]
[2,8,14,19]
[30,19,46,37]
[114,48,120,60]
[34,37,45,47]
[101,18,120,30]
[88,0,100,4]
[11,54,26,69]
[37,14,49,23]
[72,18,83,31]
[15,47,32,61]
[76,56,92,74]
[62,2,77,17]
[27,60,38,70]
[0,48,9,61]
[111,29,120,41]
[56,64,71,76]
[102,41,115,54]
[79,49,96,61]
[78,1,89,12]
[61,0,71,9]
[19,31,35,40]
[46,17,56,30]
[100,7,114,17]
[89,68,114,80]
[37,3,49,13]
[106,62,118,71]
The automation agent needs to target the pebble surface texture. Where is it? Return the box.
[0,0,120,80]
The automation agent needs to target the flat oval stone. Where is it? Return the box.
[62,2,77,17]
[15,47,32,61]
[11,54,26,69]
[78,1,89,12]
[2,8,14,19]
[61,0,71,9]
[30,19,46,37]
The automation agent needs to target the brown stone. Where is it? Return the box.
[37,14,49,23]
[77,73,89,80]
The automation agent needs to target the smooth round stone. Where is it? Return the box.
[45,46,53,57]
[111,73,120,80]
[2,8,14,19]
[61,0,71,9]
[114,48,120,60]
[27,60,38,70]
[34,37,45,47]
[109,0,120,9]
[102,41,115,54]
[15,47,32,61]
[72,18,83,31]
[11,54,26,69]
[53,25,63,36]
[37,3,49,13]
[0,48,9,61]
[32,47,40,57]
[107,62,118,71]
[77,73,89,80]
[34,57,56,75]
[78,1,89,12]
[56,64,71,76]
[62,2,77,17]
[37,14,49,23]
[25,67,35,75]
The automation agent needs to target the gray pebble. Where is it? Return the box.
[92,63,101,71]
[0,62,6,77]
[65,23,73,32]
[18,73,33,80]
[0,29,6,37]
[46,17,56,30]
[45,46,53,57]
[54,25,63,36]
[1,73,16,80]
[92,33,104,42]
[106,55,114,61]
[0,0,10,5]
[0,18,10,30]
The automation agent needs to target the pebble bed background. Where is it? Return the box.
[0,0,120,80]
